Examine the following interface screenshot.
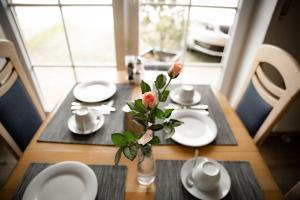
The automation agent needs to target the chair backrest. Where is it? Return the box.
[0,39,45,158]
[236,44,300,144]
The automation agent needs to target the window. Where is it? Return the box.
[139,0,239,67]
[8,0,116,110]
[5,0,240,110]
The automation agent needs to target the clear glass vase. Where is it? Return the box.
[137,146,156,186]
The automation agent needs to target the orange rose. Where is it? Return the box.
[138,129,153,145]
[142,91,157,109]
[168,61,183,79]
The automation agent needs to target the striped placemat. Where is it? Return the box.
[155,160,264,200]
[38,83,133,145]
[12,163,127,200]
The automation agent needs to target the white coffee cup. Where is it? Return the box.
[179,85,195,103]
[74,108,95,132]
[192,158,221,192]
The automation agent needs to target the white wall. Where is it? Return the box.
[228,0,278,106]
[263,0,300,133]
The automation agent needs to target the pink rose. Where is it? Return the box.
[142,91,157,109]
[168,61,183,79]
[138,129,153,145]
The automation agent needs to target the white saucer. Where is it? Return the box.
[68,110,105,135]
[170,87,201,106]
[181,157,231,200]
[171,110,217,147]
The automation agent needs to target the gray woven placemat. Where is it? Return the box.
[12,163,127,200]
[38,84,133,145]
[155,160,264,200]
[156,84,237,145]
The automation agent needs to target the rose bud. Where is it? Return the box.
[168,61,183,79]
[142,91,157,109]
[138,129,153,145]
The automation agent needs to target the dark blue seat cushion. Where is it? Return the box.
[0,78,42,151]
[236,81,273,137]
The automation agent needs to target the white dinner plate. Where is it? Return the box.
[170,87,201,106]
[68,110,105,135]
[171,110,217,147]
[181,157,231,200]
[73,81,117,103]
[22,161,98,200]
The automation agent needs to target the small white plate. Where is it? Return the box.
[68,110,105,135]
[181,157,231,200]
[22,161,98,200]
[73,81,117,103]
[171,110,217,147]
[170,87,201,106]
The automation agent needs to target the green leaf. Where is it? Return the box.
[155,108,165,119]
[160,90,170,102]
[164,109,174,118]
[149,109,156,124]
[141,80,151,94]
[150,136,160,145]
[114,148,123,166]
[111,133,128,147]
[124,130,138,142]
[132,113,147,122]
[123,145,138,161]
[127,101,135,111]
[155,74,167,89]
[133,119,147,128]
[134,99,146,113]
[170,119,184,127]
[149,124,164,131]
[163,125,175,139]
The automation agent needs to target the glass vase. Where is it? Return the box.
[137,146,156,186]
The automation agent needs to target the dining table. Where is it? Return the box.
[0,71,283,200]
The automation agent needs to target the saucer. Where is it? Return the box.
[181,157,231,200]
[68,110,105,135]
[170,87,201,106]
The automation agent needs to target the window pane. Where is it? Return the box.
[141,0,189,4]
[186,7,236,64]
[190,0,239,8]
[34,67,75,110]
[14,7,71,65]
[140,5,188,62]
[62,6,116,66]
[12,0,58,4]
[60,0,111,4]
[75,67,118,83]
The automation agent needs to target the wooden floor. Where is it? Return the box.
[258,133,300,193]
[0,134,299,195]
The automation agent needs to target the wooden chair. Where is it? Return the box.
[0,39,45,158]
[235,44,300,145]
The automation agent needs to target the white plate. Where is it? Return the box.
[171,110,217,147]
[22,161,98,200]
[73,81,117,103]
[68,110,105,135]
[181,157,231,200]
[170,87,201,106]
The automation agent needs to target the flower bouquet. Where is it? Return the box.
[111,62,183,170]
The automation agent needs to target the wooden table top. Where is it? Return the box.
[0,79,283,199]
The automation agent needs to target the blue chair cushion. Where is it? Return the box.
[236,81,273,137]
[0,78,42,151]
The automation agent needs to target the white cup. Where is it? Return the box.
[192,158,221,192]
[179,85,195,103]
[74,108,95,132]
